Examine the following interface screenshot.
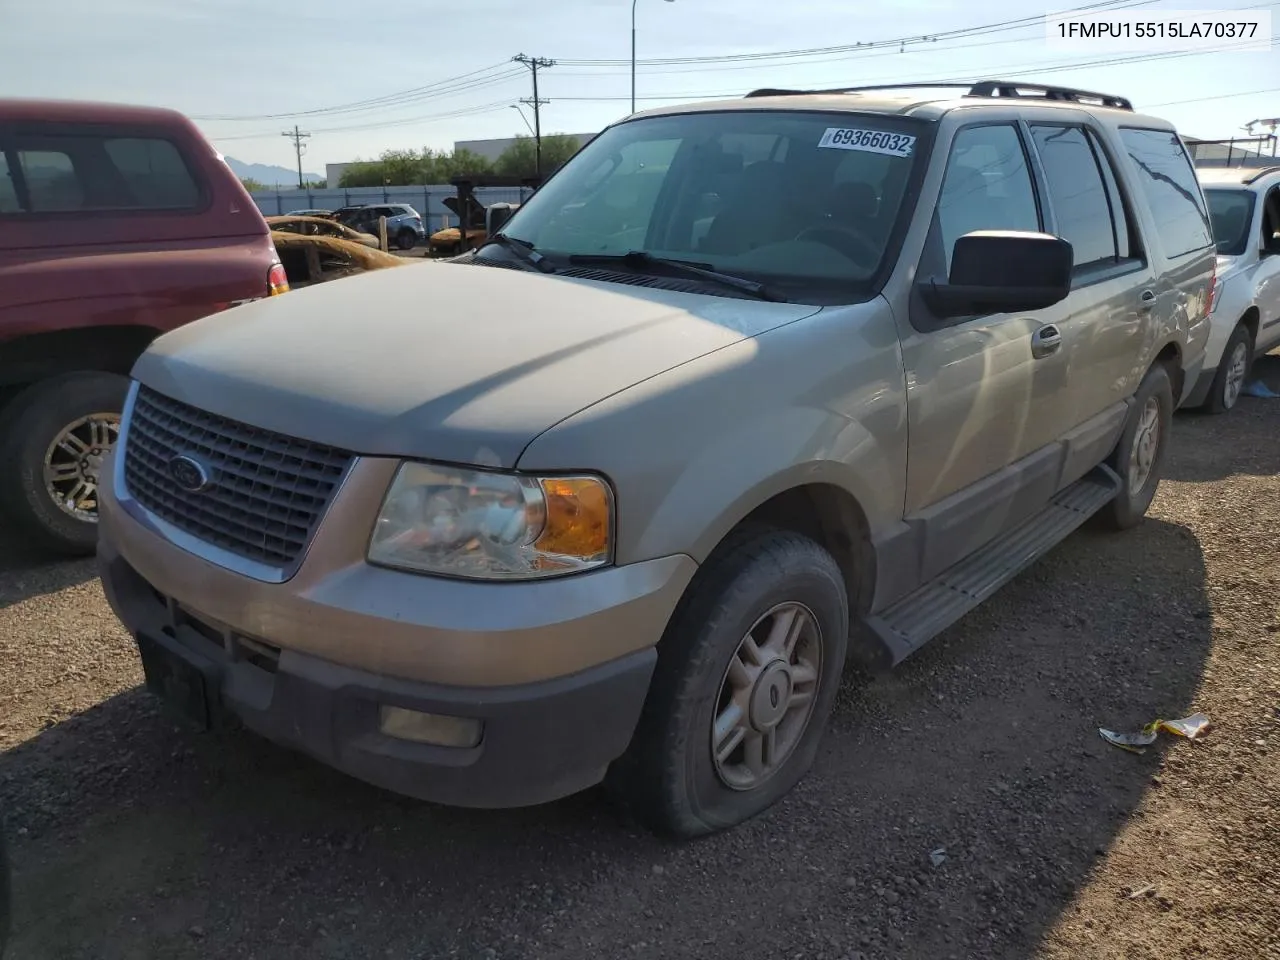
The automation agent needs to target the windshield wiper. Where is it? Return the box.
[567,250,785,301]
[481,234,556,273]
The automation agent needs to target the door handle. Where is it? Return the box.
[1031,323,1062,359]
[1139,289,1157,310]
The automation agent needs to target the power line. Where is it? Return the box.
[207,100,518,142]
[192,62,522,122]
[547,37,1274,103]
[559,0,1205,79]
[513,54,555,176]
[555,0,1146,66]
[1146,86,1280,109]
[192,0,1155,127]
[281,125,311,188]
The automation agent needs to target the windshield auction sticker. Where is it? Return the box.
[818,128,916,158]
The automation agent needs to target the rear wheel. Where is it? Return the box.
[1204,323,1253,414]
[608,527,849,838]
[1097,363,1173,531]
[396,228,417,250]
[0,372,129,556]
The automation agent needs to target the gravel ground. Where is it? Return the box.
[2,358,1279,960]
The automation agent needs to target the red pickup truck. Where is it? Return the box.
[0,98,287,556]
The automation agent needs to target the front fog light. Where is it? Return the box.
[380,705,483,748]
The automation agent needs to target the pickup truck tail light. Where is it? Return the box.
[268,262,290,296]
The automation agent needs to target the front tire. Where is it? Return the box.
[609,527,849,838]
[0,372,129,557]
[1098,362,1173,531]
[1204,323,1253,414]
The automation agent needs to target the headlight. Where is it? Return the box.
[368,462,612,580]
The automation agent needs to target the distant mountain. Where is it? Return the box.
[223,156,323,188]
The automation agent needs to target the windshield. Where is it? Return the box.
[494,109,928,303]
[1205,187,1256,256]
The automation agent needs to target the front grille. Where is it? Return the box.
[123,386,353,568]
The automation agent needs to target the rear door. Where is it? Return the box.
[1022,119,1156,440]
[1113,126,1216,394]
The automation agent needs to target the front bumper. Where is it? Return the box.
[97,452,696,808]
[101,535,655,807]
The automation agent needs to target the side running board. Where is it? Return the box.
[863,465,1122,667]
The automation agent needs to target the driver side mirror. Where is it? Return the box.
[921,230,1073,319]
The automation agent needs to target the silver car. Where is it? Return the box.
[97,80,1214,838]
[1186,165,1280,412]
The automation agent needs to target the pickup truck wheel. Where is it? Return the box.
[0,372,129,557]
[1204,323,1253,414]
[1098,363,1173,531]
[609,527,848,838]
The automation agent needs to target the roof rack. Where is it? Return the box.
[744,80,1133,112]
[745,82,972,99]
[1243,165,1280,185]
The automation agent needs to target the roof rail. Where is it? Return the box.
[967,80,1132,111]
[1243,164,1280,185]
[743,79,1133,111]
[744,82,973,99]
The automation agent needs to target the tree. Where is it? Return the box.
[239,177,267,193]
[494,134,582,178]
[337,147,495,187]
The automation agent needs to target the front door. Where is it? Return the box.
[899,120,1075,580]
[1255,185,1280,351]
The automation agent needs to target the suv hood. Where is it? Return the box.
[132,261,820,467]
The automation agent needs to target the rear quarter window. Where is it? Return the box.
[0,131,205,214]
[1117,127,1213,259]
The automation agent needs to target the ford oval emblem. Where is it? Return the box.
[168,454,213,494]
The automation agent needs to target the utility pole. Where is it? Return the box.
[513,54,554,178]
[281,125,311,189]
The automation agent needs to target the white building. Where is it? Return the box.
[453,132,597,163]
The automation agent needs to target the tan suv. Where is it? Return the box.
[97,80,1215,838]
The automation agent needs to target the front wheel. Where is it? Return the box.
[1098,362,1173,531]
[0,372,129,556]
[1204,323,1253,414]
[609,527,849,838]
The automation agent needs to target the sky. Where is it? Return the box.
[0,0,1276,172]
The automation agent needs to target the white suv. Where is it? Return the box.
[1189,165,1280,412]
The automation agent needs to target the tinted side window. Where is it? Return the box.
[936,124,1040,273]
[102,138,201,208]
[1029,125,1116,269]
[1118,128,1212,258]
[1205,189,1256,256]
[1263,187,1280,249]
[1,133,202,213]
[20,150,85,212]
[1086,128,1136,261]
[0,152,22,212]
